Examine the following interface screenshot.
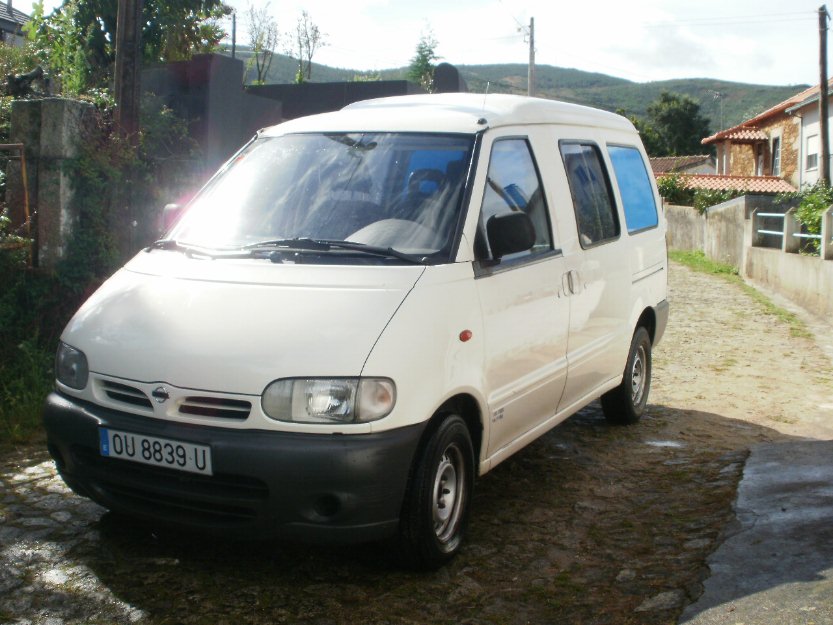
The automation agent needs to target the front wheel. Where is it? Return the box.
[601,327,652,425]
[398,415,474,569]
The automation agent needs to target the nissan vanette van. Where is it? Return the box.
[44,94,668,568]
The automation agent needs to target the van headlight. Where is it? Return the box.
[261,378,396,424]
[55,342,89,390]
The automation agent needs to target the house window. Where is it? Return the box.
[772,137,781,176]
[756,145,764,176]
[806,134,819,171]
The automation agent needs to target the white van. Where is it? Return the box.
[44,94,668,568]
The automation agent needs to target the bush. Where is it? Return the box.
[0,98,202,449]
[656,173,694,206]
[780,183,833,254]
[692,188,745,214]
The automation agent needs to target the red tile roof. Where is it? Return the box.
[657,173,796,194]
[649,155,713,174]
[702,79,826,145]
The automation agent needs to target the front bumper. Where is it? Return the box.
[43,391,425,543]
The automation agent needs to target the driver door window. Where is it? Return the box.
[478,138,554,263]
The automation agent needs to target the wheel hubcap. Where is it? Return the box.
[631,345,646,406]
[432,444,465,543]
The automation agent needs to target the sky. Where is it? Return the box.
[16,0,829,87]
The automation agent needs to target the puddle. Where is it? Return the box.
[645,440,686,449]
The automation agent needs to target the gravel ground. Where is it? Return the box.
[1,262,832,625]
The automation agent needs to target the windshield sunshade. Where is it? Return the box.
[169,132,475,263]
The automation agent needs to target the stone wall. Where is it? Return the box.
[6,98,96,267]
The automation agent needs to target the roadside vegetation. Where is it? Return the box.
[1,1,215,450]
[657,173,747,213]
[669,250,810,338]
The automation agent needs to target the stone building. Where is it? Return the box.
[702,80,833,190]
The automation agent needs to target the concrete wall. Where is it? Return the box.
[745,246,833,319]
[665,204,705,252]
[246,80,423,121]
[144,54,283,172]
[666,195,780,266]
[666,193,833,319]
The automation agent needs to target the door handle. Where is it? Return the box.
[565,270,581,295]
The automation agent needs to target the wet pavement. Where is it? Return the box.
[680,440,833,625]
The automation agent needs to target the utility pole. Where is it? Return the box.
[232,10,237,59]
[114,0,143,142]
[820,5,830,185]
[527,17,535,97]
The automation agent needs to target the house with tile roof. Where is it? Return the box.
[0,1,29,46]
[701,80,832,190]
[649,154,715,176]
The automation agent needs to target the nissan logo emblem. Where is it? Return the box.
[151,386,170,403]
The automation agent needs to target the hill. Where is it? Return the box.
[222,48,805,132]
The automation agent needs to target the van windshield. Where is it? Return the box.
[169,132,475,263]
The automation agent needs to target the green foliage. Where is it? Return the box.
[657,173,745,213]
[656,173,694,206]
[26,0,230,93]
[25,0,98,95]
[693,189,745,214]
[351,72,381,82]
[635,92,712,157]
[408,32,439,92]
[779,182,833,254]
[245,2,279,86]
[0,336,53,447]
[0,100,201,447]
[0,40,42,81]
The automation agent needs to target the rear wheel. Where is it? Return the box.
[398,414,474,569]
[601,327,652,425]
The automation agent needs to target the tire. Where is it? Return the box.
[601,327,652,425]
[398,414,474,570]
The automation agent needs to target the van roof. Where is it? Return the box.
[262,93,635,136]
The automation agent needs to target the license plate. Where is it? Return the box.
[99,428,213,475]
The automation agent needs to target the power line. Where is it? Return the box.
[641,11,815,28]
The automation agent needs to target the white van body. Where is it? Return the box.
[44,94,668,568]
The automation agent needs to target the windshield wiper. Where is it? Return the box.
[244,238,428,264]
[145,239,252,259]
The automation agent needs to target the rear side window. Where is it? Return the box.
[608,145,658,233]
[559,142,619,248]
[479,138,553,262]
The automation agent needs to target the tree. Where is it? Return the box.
[644,92,712,157]
[246,2,280,84]
[293,10,325,83]
[408,32,439,92]
[26,0,230,93]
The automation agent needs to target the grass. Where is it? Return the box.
[0,337,53,449]
[669,250,812,339]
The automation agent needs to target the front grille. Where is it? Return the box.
[178,396,251,420]
[101,380,153,409]
[72,447,268,526]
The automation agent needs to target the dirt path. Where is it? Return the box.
[1,262,832,625]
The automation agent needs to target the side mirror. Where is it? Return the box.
[486,212,535,259]
[161,203,184,233]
